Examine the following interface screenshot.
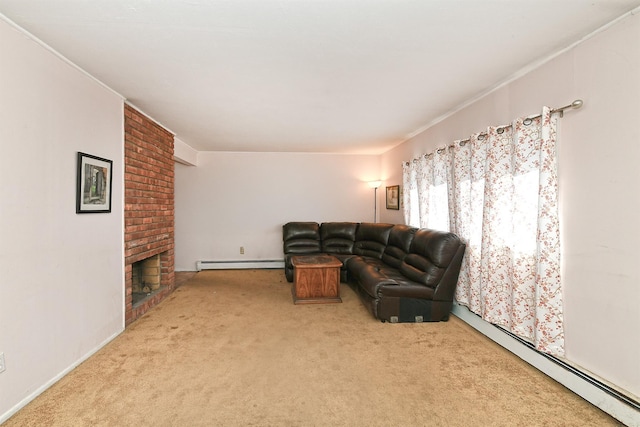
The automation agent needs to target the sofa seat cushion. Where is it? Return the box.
[376,266,408,282]
[346,256,385,278]
[356,270,399,299]
[347,255,433,300]
[351,263,436,300]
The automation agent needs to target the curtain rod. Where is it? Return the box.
[407,99,584,162]
[551,99,583,117]
[458,99,583,144]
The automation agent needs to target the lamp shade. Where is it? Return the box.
[368,180,382,189]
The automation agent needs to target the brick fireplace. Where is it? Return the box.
[124,104,175,325]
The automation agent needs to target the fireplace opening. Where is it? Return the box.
[131,254,164,307]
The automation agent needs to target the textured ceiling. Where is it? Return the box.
[1,0,639,153]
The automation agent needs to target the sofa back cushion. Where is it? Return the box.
[353,223,394,259]
[320,222,357,254]
[282,222,321,254]
[400,229,463,287]
[381,224,418,268]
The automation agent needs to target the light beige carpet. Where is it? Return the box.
[5,269,620,426]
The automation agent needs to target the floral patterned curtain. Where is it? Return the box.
[402,147,452,231]
[403,107,564,357]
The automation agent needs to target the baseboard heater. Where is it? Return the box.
[451,304,639,426]
[196,259,284,271]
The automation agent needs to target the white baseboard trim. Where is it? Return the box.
[0,329,124,425]
[196,259,285,271]
[451,304,639,427]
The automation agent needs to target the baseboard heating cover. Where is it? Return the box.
[451,303,640,426]
[196,259,284,271]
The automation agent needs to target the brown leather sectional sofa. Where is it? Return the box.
[282,222,466,322]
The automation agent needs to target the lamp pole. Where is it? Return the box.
[373,186,378,223]
[368,181,382,223]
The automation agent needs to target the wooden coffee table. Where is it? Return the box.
[291,255,342,304]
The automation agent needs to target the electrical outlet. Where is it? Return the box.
[0,352,5,373]
[240,246,245,255]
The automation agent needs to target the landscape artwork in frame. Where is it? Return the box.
[386,185,400,210]
[76,152,113,213]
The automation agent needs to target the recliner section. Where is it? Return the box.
[282,221,466,322]
[283,222,322,282]
[319,222,358,282]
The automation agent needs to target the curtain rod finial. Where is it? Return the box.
[572,99,583,109]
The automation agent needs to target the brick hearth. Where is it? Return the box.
[124,104,175,325]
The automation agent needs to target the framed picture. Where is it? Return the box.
[76,152,113,213]
[386,185,400,210]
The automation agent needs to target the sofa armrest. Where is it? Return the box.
[433,243,466,301]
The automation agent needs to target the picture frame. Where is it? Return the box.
[76,152,113,213]
[386,185,400,210]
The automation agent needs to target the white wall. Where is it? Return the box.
[0,18,124,421]
[381,12,640,399]
[175,152,380,270]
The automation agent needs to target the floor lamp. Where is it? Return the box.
[368,181,382,223]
